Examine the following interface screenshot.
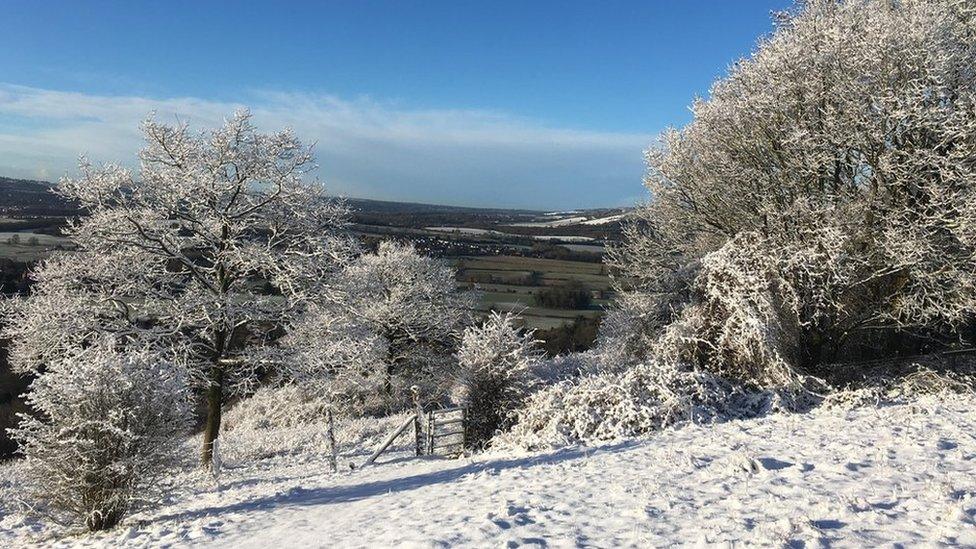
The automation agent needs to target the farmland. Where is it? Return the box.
[0,176,623,342]
[455,255,612,330]
[0,231,74,262]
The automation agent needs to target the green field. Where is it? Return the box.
[0,232,73,261]
[453,255,612,329]
[0,237,612,330]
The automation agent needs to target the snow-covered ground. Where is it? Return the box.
[581,214,627,225]
[3,395,976,547]
[424,227,508,236]
[530,235,595,243]
[507,217,589,228]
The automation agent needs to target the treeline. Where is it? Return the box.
[534,281,592,310]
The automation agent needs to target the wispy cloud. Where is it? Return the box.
[0,84,652,209]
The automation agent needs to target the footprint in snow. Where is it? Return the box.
[727,454,761,474]
[757,457,794,471]
[506,504,536,526]
[937,439,958,450]
[490,504,536,529]
[491,517,512,530]
[811,519,846,530]
[727,454,793,474]
[507,538,548,548]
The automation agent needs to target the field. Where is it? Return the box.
[0,177,620,338]
[454,255,612,330]
[0,231,73,261]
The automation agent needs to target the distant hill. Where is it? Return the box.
[345,197,540,215]
[0,175,628,231]
[0,177,78,217]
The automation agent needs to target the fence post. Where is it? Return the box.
[411,385,424,456]
[326,407,338,473]
[361,415,416,468]
[413,414,421,456]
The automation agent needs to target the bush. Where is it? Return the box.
[452,312,542,450]
[496,360,777,451]
[10,339,188,531]
[610,0,976,386]
[220,385,413,463]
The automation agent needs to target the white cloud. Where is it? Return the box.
[0,83,652,209]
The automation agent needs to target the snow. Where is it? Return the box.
[530,235,594,242]
[424,226,594,243]
[581,214,626,225]
[507,217,589,228]
[4,394,976,547]
[425,227,508,236]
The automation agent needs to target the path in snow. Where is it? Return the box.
[8,395,976,547]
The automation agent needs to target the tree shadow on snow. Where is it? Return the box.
[153,440,640,523]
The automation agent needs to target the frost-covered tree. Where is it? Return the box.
[256,309,388,469]
[452,312,541,449]
[610,0,976,384]
[276,305,388,410]
[335,241,473,403]
[3,111,353,465]
[10,337,188,531]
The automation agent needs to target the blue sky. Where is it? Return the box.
[0,0,789,209]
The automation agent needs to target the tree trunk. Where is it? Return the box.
[383,333,398,397]
[202,251,229,467]
[200,365,224,466]
[201,325,227,467]
[383,360,394,397]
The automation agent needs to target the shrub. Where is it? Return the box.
[220,385,413,464]
[452,312,542,450]
[536,316,600,356]
[10,339,188,531]
[496,360,775,451]
[610,0,976,385]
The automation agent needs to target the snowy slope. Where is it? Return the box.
[4,395,976,547]
[581,214,627,225]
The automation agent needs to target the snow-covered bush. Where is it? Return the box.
[650,229,850,393]
[10,338,189,531]
[821,359,976,411]
[529,351,600,384]
[452,312,542,449]
[220,385,412,464]
[496,360,750,451]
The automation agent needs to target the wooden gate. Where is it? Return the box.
[415,406,465,457]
